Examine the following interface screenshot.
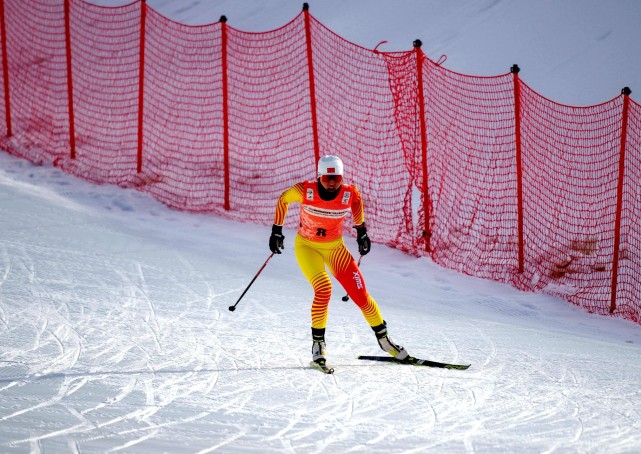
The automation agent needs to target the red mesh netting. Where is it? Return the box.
[63,0,140,182]
[309,17,415,249]
[139,9,224,210]
[419,63,519,281]
[1,0,68,162]
[516,85,622,315]
[0,0,639,325]
[222,15,311,223]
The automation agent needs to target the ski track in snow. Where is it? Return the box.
[1,156,641,452]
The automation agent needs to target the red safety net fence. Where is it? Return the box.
[0,0,639,325]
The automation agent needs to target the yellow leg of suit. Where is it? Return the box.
[294,235,385,329]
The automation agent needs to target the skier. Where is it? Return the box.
[269,155,409,371]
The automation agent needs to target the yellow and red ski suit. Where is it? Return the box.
[273,179,385,329]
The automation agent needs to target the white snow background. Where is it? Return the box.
[2,0,641,452]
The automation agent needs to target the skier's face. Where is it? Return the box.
[320,174,343,192]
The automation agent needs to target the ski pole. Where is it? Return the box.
[228,252,275,312]
[341,255,363,302]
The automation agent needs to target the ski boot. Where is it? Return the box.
[311,327,327,367]
[372,322,409,362]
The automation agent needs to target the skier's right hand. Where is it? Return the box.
[269,224,285,254]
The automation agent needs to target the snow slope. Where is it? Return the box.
[2,1,641,452]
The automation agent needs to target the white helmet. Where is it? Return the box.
[317,155,344,177]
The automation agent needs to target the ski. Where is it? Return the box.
[357,355,470,370]
[309,360,335,374]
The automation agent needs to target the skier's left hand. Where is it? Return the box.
[355,224,371,255]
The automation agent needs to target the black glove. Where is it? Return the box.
[355,224,371,256]
[269,224,285,254]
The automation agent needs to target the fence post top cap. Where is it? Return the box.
[511,64,520,73]
[219,15,227,23]
[303,3,309,11]
[622,87,632,95]
[413,39,422,48]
